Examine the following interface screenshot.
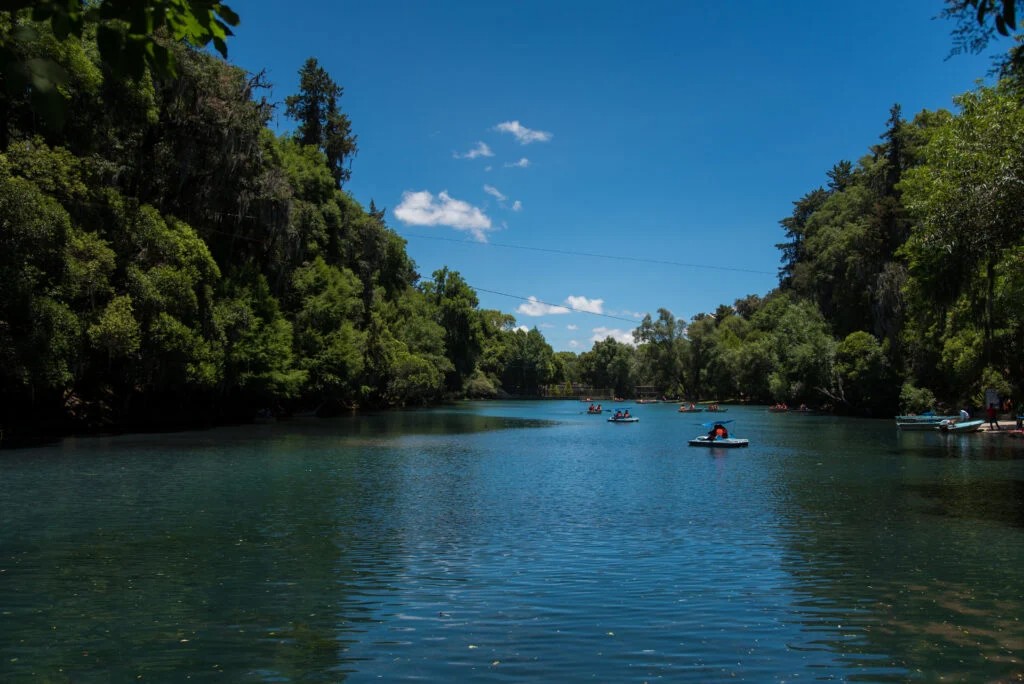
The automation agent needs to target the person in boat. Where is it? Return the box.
[623,409,631,418]
[614,410,623,419]
[707,423,728,441]
[959,407,970,422]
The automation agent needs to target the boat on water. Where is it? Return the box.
[937,419,985,433]
[895,412,959,430]
[688,435,749,448]
[688,419,748,448]
[608,416,639,423]
[678,403,704,413]
[895,411,956,421]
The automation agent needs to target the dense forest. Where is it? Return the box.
[1,2,1023,444]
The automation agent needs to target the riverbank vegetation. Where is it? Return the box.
[1,2,1022,443]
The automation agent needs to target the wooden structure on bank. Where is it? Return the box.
[635,385,661,402]
[540,384,614,400]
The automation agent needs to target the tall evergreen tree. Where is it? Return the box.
[284,58,357,187]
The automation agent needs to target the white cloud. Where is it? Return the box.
[495,120,553,144]
[517,296,571,317]
[591,327,636,346]
[612,309,647,319]
[514,325,530,333]
[484,185,522,212]
[483,184,506,202]
[505,158,530,168]
[566,295,604,314]
[394,190,493,242]
[484,165,493,172]
[454,141,493,159]
[567,324,578,331]
[569,340,580,348]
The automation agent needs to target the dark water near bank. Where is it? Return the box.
[2,402,1023,682]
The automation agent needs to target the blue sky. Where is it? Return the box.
[226,1,994,352]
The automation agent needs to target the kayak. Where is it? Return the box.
[608,417,639,423]
[688,436,749,448]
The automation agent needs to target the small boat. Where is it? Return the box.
[896,411,957,422]
[678,404,704,413]
[896,413,959,430]
[937,419,985,433]
[688,435,749,448]
[689,419,748,447]
[608,416,639,423]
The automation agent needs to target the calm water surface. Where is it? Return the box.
[2,402,1023,681]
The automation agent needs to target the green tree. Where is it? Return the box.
[633,308,686,394]
[0,1,239,145]
[420,267,482,393]
[285,57,357,188]
[901,82,1024,368]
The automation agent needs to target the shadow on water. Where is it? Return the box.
[893,430,1024,461]
[903,478,1024,528]
[764,416,1024,682]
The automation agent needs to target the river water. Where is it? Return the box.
[1,401,1022,682]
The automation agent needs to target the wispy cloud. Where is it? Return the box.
[483,184,506,202]
[517,296,571,317]
[566,296,604,314]
[505,158,530,168]
[567,324,578,331]
[569,340,580,348]
[612,309,647,319]
[484,185,523,212]
[454,141,493,159]
[495,120,553,145]
[591,327,636,346]
[394,190,493,242]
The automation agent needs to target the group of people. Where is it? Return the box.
[613,409,632,420]
[957,402,1015,430]
[587,403,603,414]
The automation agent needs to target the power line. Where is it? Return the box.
[471,286,642,324]
[399,231,777,275]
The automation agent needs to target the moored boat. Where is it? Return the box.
[896,413,958,430]
[937,419,985,433]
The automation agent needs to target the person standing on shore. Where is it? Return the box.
[986,403,1000,430]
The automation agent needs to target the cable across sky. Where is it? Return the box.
[399,232,777,276]
[470,287,642,324]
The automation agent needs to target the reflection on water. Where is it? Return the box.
[1,402,1023,681]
